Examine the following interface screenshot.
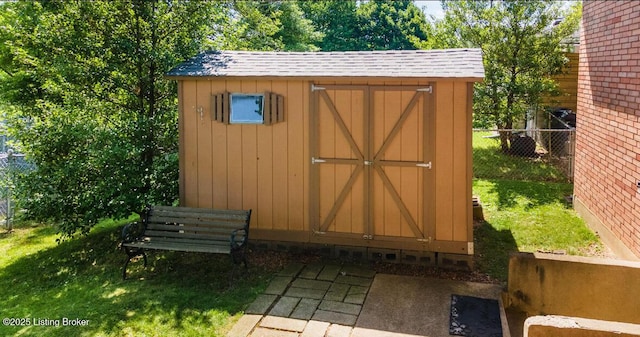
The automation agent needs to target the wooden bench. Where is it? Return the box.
[121,205,251,280]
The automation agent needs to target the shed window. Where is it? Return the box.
[230,94,264,124]
[211,91,284,125]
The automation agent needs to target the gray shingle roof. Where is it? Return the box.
[165,49,484,79]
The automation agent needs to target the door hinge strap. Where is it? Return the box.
[312,157,326,164]
[314,230,327,235]
[417,237,432,243]
[416,162,432,169]
[311,84,326,92]
[417,86,432,93]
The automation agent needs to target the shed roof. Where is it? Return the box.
[165,49,484,80]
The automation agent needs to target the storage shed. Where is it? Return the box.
[166,49,484,262]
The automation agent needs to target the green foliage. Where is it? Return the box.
[434,0,581,150]
[356,0,431,50]
[298,0,362,51]
[0,1,223,238]
[274,1,324,51]
[215,1,322,51]
[299,0,431,51]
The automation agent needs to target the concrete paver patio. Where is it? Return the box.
[228,263,509,337]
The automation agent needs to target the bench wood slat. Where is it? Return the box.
[121,206,251,280]
[140,230,240,242]
[146,222,246,232]
[152,205,248,216]
[149,212,247,223]
[146,218,247,229]
[151,207,249,219]
[123,241,230,254]
[137,236,234,245]
[124,237,232,249]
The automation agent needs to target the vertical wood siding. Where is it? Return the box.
[180,79,310,232]
[542,52,579,112]
[434,81,472,243]
[178,78,473,251]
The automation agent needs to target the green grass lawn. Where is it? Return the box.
[0,159,604,335]
[471,131,601,282]
[0,219,274,337]
[473,179,603,281]
[473,131,568,182]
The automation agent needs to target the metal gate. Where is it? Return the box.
[310,84,433,246]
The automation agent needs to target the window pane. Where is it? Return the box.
[230,94,264,124]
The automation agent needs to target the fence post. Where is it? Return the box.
[6,149,12,231]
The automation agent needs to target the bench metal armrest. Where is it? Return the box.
[230,228,248,250]
[121,221,145,244]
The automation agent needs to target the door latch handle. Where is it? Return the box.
[364,160,373,166]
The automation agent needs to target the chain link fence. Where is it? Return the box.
[0,149,34,230]
[473,128,575,182]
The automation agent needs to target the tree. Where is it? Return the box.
[298,0,363,51]
[215,1,321,51]
[356,0,431,50]
[299,0,432,51]
[0,1,225,238]
[434,0,581,151]
[273,1,323,51]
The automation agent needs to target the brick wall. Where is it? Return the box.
[575,1,640,258]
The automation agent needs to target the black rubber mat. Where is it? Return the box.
[449,294,502,337]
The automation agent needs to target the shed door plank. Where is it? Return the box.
[311,84,433,243]
[319,90,364,161]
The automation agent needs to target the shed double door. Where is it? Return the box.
[310,84,433,246]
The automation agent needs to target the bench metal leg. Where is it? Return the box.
[122,258,131,280]
[122,248,147,280]
[229,248,249,286]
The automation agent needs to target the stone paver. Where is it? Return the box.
[227,314,262,337]
[292,278,332,291]
[319,300,362,315]
[260,316,307,332]
[232,262,505,337]
[301,320,331,337]
[299,264,324,279]
[344,285,369,304]
[324,283,350,301]
[277,263,305,277]
[285,286,327,300]
[341,265,376,278]
[335,274,372,287]
[291,298,320,320]
[317,265,342,281]
[250,327,298,337]
[326,324,354,337]
[245,294,278,314]
[269,296,300,317]
[263,276,292,295]
[233,263,377,336]
[312,309,358,326]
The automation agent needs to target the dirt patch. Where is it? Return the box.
[246,249,500,284]
[579,241,618,259]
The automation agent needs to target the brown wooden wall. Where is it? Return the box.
[433,81,473,250]
[543,52,579,112]
[178,78,473,254]
[179,79,309,233]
